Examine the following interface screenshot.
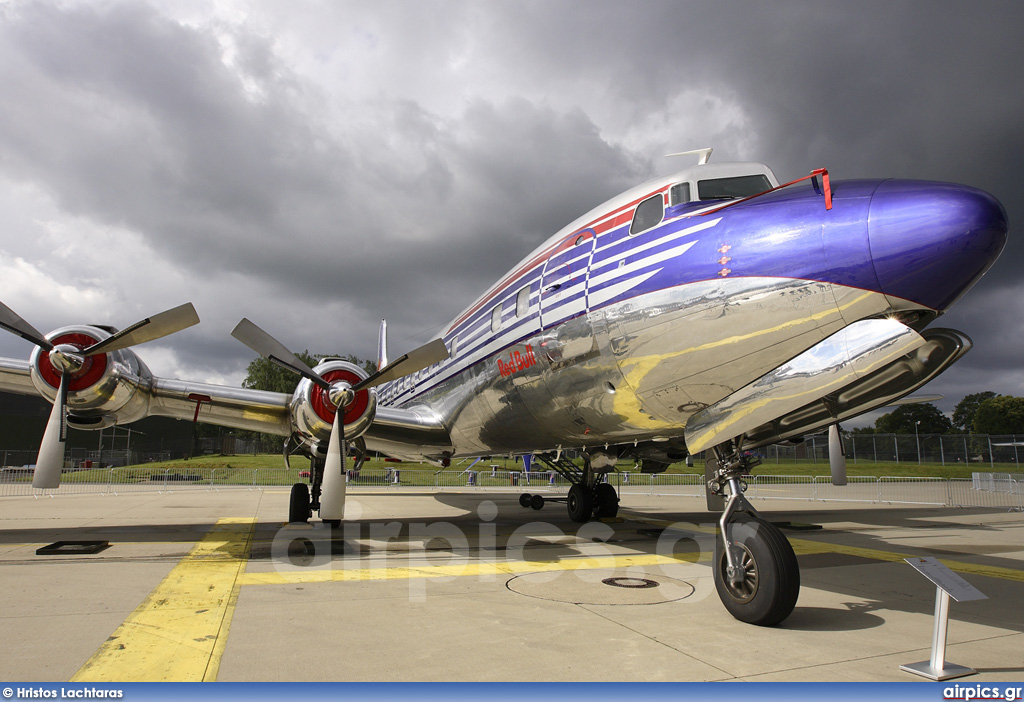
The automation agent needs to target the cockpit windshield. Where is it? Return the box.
[698,174,772,201]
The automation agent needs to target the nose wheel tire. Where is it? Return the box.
[714,512,799,626]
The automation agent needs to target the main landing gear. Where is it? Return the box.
[517,452,619,523]
[707,442,800,626]
[288,453,322,525]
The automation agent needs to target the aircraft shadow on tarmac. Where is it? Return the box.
[428,493,1024,635]
[4,492,1021,636]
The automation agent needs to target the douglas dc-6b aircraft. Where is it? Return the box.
[0,148,1008,626]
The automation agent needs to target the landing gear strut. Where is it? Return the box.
[519,452,619,523]
[708,441,799,626]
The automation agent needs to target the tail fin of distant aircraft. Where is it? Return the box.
[377,319,388,370]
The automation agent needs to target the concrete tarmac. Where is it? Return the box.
[1,487,1022,683]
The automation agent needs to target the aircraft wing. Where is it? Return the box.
[0,357,36,395]
[0,354,452,458]
[685,320,971,453]
[0,354,293,433]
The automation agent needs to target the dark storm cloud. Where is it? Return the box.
[0,3,341,250]
[0,2,640,346]
[0,0,1022,414]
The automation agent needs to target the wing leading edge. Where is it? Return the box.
[685,320,971,453]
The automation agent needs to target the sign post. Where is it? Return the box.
[900,557,987,681]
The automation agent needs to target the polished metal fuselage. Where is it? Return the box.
[0,161,1005,465]
[384,278,892,460]
[375,167,1006,462]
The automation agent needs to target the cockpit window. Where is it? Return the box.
[670,182,691,205]
[629,194,664,235]
[698,174,772,201]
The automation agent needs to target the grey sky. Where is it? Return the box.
[1,0,1021,425]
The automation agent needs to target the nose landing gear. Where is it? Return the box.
[708,442,800,626]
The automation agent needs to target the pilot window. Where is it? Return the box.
[515,286,529,317]
[491,304,501,333]
[629,194,664,235]
[698,174,771,200]
[670,182,691,205]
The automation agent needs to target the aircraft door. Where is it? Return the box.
[539,229,596,330]
[512,228,608,442]
[537,229,598,365]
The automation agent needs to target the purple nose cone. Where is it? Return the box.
[868,180,1007,311]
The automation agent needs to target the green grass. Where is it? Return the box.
[741,458,998,480]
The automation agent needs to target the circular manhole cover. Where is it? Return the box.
[602,576,659,589]
[506,568,694,605]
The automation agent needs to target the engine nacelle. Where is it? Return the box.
[28,325,154,431]
[290,359,377,451]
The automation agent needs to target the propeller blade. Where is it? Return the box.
[828,423,848,486]
[353,338,448,391]
[318,408,347,520]
[82,303,200,356]
[33,371,69,489]
[377,319,388,370]
[0,300,53,351]
[231,318,330,390]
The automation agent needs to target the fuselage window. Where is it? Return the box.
[670,182,691,205]
[697,174,771,201]
[515,286,530,318]
[629,194,664,236]
[491,304,502,333]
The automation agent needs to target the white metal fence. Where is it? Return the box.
[6,431,1024,472]
[2,467,1020,511]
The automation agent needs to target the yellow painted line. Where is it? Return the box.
[788,538,1024,583]
[71,517,255,683]
[621,511,1024,583]
[238,552,702,586]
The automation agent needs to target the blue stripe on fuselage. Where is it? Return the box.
[383,179,896,406]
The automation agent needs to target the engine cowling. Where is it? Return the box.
[290,359,377,451]
[28,325,153,430]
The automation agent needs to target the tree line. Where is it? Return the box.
[854,391,1024,435]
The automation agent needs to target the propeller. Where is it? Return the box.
[0,300,54,350]
[231,318,448,519]
[0,302,200,489]
[828,423,848,486]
